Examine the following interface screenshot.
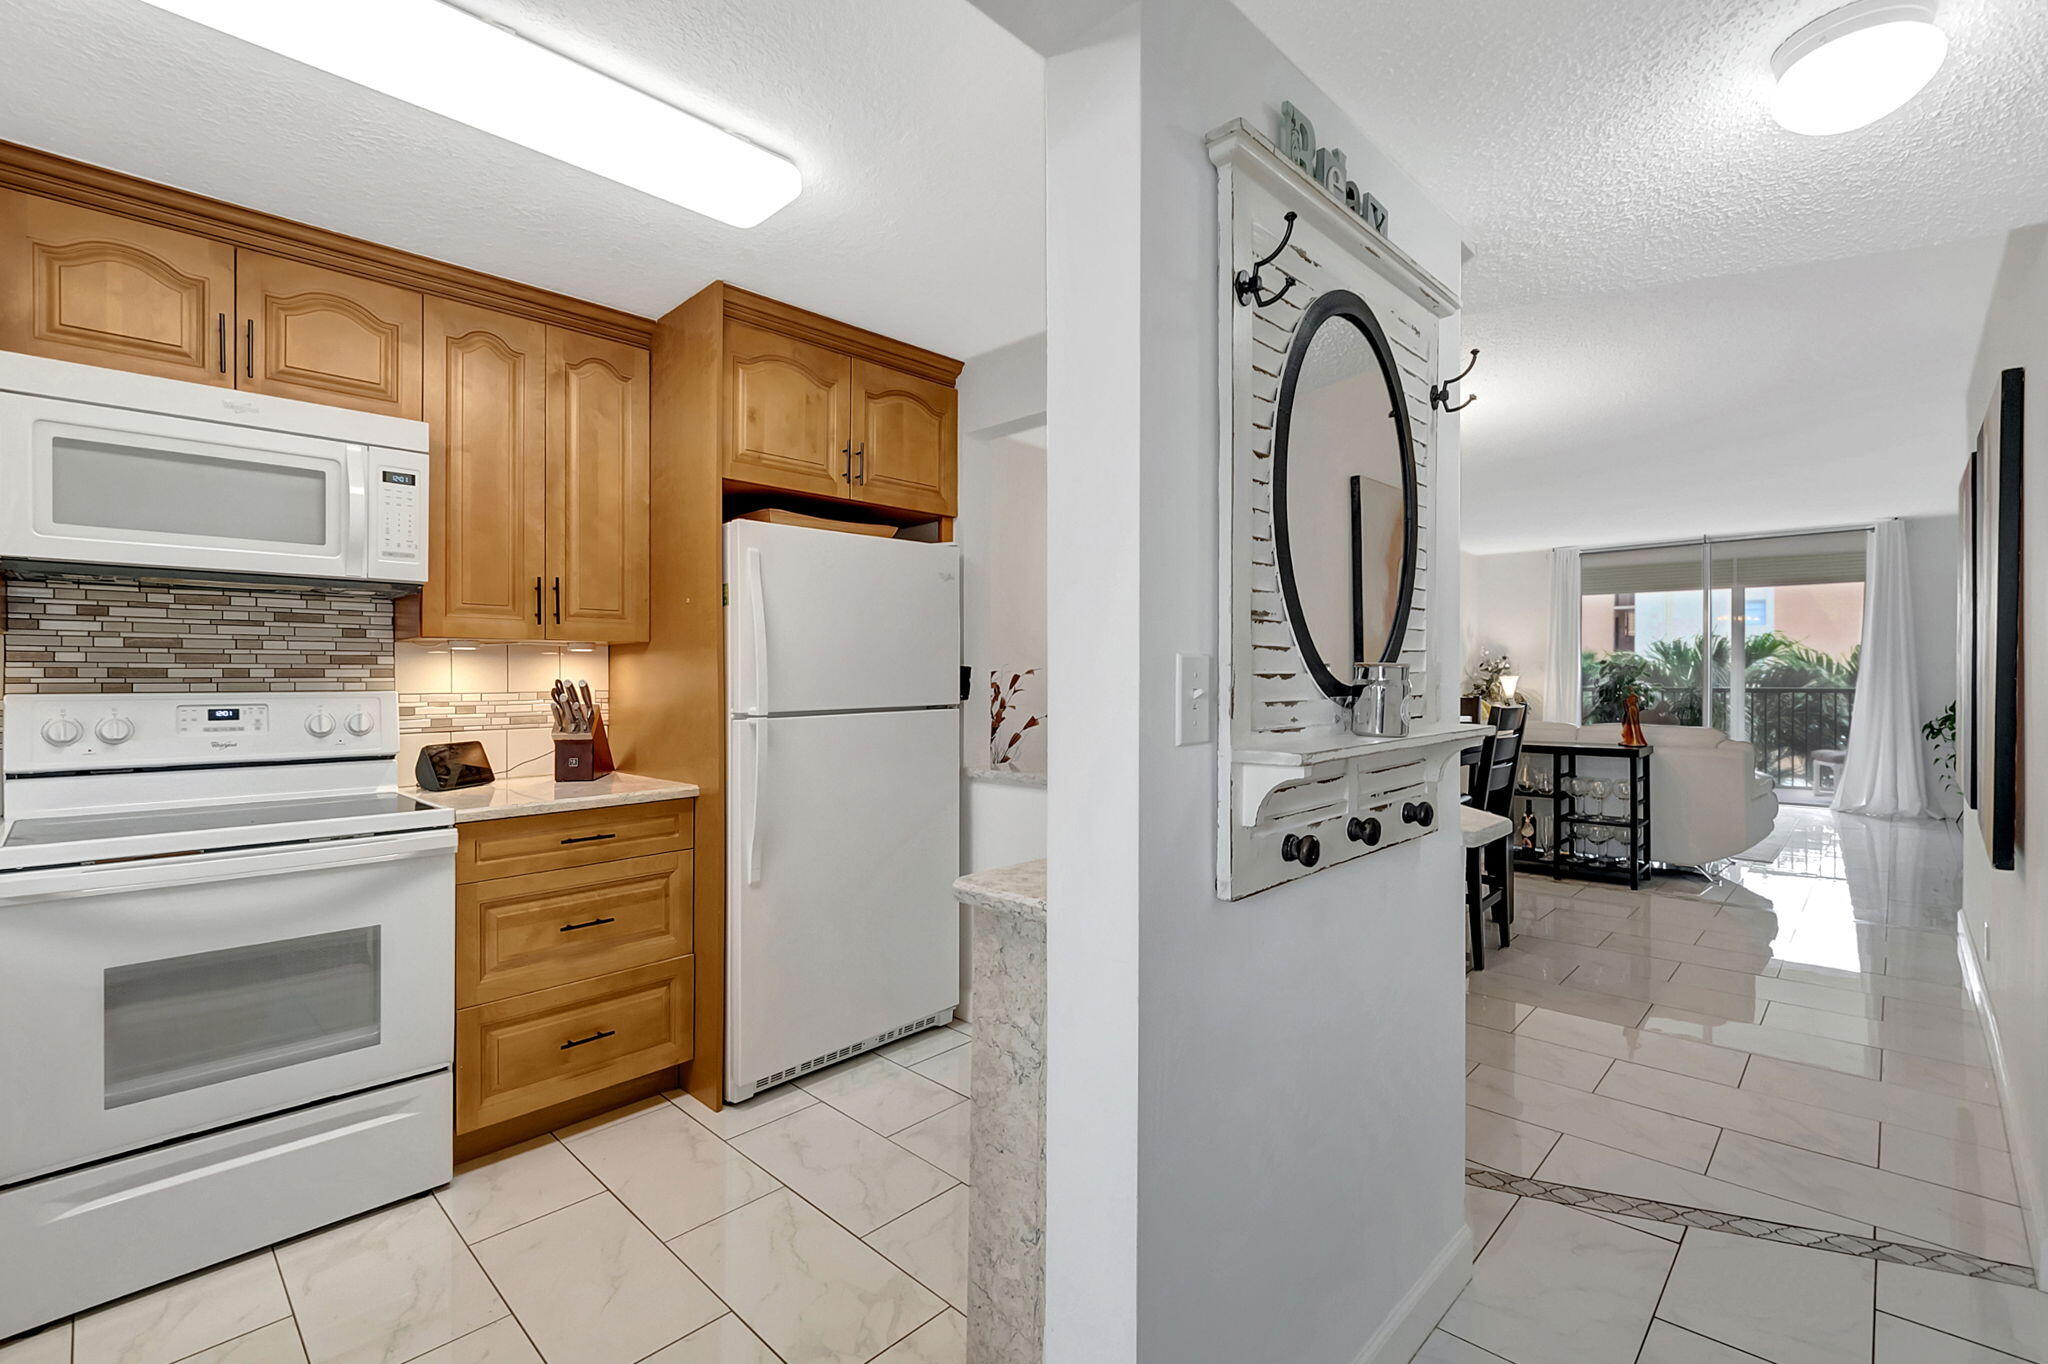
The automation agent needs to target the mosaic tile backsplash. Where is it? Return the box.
[2,574,394,693]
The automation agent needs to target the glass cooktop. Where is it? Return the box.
[2,792,439,850]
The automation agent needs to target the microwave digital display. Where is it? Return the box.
[381,471,417,486]
[207,708,240,721]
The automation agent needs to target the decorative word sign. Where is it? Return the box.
[1279,101,1389,236]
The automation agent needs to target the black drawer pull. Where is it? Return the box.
[559,833,617,845]
[560,1029,616,1050]
[560,916,616,933]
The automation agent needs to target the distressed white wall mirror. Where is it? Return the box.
[1272,288,1419,700]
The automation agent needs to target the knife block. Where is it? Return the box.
[552,734,598,782]
[589,705,616,776]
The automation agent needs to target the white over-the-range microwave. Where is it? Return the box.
[0,352,428,588]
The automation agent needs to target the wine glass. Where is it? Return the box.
[1612,778,1633,823]
[1586,780,1609,818]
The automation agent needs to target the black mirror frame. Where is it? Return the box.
[1270,287,1421,702]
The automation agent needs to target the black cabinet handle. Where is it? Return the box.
[560,832,616,845]
[853,442,866,484]
[217,314,227,373]
[245,319,254,378]
[559,916,616,932]
[534,576,543,626]
[552,576,562,624]
[560,1029,616,1050]
[843,440,853,484]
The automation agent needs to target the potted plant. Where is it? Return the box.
[1922,700,1960,819]
[1462,649,1520,721]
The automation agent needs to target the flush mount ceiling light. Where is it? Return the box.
[1771,0,1948,135]
[133,0,801,227]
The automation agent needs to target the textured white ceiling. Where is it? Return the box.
[0,0,1046,359]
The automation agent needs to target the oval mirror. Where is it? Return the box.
[1272,288,1419,700]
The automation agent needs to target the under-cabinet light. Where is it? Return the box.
[134,0,802,227]
[1771,0,1947,136]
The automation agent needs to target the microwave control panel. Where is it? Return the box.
[373,464,423,565]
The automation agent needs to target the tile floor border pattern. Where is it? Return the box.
[1465,1165,2036,1286]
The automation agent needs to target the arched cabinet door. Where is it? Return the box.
[0,189,234,384]
[851,359,956,516]
[724,320,853,499]
[547,329,649,643]
[236,250,423,418]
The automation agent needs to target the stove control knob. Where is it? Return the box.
[305,712,337,738]
[40,717,83,747]
[95,717,135,745]
[345,711,376,737]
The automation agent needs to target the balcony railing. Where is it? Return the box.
[1581,685,1855,791]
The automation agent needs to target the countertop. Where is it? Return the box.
[964,765,1048,789]
[408,771,700,823]
[953,859,1046,920]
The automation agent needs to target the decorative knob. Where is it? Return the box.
[95,717,135,744]
[1402,801,1434,827]
[305,712,337,738]
[40,717,83,747]
[1346,816,1382,845]
[1281,833,1321,867]
[345,711,375,736]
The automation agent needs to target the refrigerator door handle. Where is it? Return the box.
[740,719,765,887]
[744,547,769,716]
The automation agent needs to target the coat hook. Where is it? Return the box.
[1441,392,1477,414]
[1234,211,1298,308]
[1431,347,1479,410]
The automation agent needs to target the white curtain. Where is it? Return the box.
[1545,547,1582,723]
[1833,520,1935,818]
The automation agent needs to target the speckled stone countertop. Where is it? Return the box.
[964,765,1048,789]
[408,771,699,823]
[953,859,1046,919]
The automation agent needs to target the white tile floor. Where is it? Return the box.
[0,1022,973,1364]
[1429,806,2048,1363]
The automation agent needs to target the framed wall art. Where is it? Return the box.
[1973,368,2025,870]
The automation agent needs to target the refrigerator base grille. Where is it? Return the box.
[754,1010,956,1092]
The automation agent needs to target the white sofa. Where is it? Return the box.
[1523,721,1779,868]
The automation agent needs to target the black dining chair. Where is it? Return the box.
[1462,703,1526,970]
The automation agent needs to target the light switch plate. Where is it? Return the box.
[1176,652,1215,746]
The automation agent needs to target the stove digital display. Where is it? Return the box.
[207,708,240,722]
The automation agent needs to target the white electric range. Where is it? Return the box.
[0,691,456,1337]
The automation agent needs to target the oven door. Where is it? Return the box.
[0,391,365,580]
[0,828,454,1185]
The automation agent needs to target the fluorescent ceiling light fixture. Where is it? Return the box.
[1771,0,1947,136]
[133,0,801,226]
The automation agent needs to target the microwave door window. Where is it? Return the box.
[49,436,331,548]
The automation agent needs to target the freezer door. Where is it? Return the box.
[728,709,959,1100]
[727,520,961,715]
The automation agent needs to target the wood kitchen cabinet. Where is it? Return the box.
[851,358,956,516]
[547,330,650,643]
[0,188,235,384]
[235,251,422,418]
[726,321,852,499]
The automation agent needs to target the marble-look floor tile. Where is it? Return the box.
[1878,1125,2020,1204]
[1637,1319,1774,1362]
[401,1320,539,1364]
[1596,1060,1879,1164]
[1466,1105,1560,1177]
[1466,1186,1517,1254]
[871,1310,964,1364]
[1772,963,1965,1009]
[911,1046,971,1097]
[1509,935,1683,981]
[1411,1331,1514,1362]
[276,1197,507,1364]
[435,1137,604,1243]
[469,1194,723,1364]
[1536,1136,1873,1236]
[1566,970,1774,1026]
[171,1321,306,1364]
[1739,1057,2008,1152]
[1467,1065,1720,1172]
[668,1085,817,1141]
[866,1186,969,1311]
[1487,946,1584,984]
[639,1316,778,1364]
[75,1252,290,1364]
[672,1189,942,1364]
[1465,971,1651,1029]
[1465,992,1533,1033]
[1707,1132,2028,1262]
[559,1098,781,1239]
[1600,934,1780,976]
[1439,1199,1676,1364]
[879,1026,972,1068]
[1514,1007,1749,1086]
[1669,964,1882,1019]
[1639,1006,1881,1079]
[1761,1002,1991,1068]
[731,1102,956,1235]
[1464,1024,1612,1092]
[797,1055,964,1136]
[0,1323,71,1364]
[892,1101,971,1184]
[1882,996,1983,1031]
[1878,1261,2048,1362]
[1881,1051,2002,1107]
[1875,1313,2030,1363]
[1657,1229,1874,1364]
[1514,913,1617,948]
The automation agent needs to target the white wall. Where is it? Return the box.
[1459,548,1554,716]
[1045,4,1471,1358]
[1961,224,2048,1274]
[1901,514,1963,817]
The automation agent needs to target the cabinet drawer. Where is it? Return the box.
[459,852,693,1006]
[456,800,693,882]
[456,957,693,1134]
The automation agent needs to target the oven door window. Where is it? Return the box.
[49,435,333,548]
[102,927,382,1109]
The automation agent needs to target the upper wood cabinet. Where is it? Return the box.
[548,330,650,643]
[0,189,234,384]
[725,321,852,499]
[237,251,422,418]
[851,359,956,516]
[422,299,548,640]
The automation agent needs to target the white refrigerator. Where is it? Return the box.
[725,520,962,1102]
